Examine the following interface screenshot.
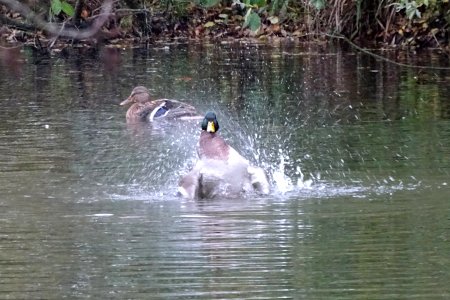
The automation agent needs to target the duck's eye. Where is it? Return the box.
[154,106,168,118]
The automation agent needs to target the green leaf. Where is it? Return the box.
[201,0,221,7]
[61,1,75,16]
[243,8,252,27]
[415,10,421,18]
[51,0,62,15]
[244,10,261,32]
[310,0,326,10]
[204,21,215,28]
[243,8,252,28]
[268,16,279,24]
[251,0,267,7]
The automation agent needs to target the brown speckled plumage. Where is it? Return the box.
[120,86,199,123]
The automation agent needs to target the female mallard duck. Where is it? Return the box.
[178,112,270,199]
[120,86,200,123]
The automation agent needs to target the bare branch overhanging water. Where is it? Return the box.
[0,0,112,39]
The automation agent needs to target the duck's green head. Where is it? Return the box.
[201,112,219,133]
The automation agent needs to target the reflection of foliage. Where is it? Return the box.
[400,70,442,119]
[2,43,449,181]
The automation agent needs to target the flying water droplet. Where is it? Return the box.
[272,152,293,194]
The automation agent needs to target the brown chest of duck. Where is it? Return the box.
[198,111,230,160]
[120,86,200,123]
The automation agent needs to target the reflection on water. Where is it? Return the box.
[0,43,449,299]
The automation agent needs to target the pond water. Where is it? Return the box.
[0,42,449,299]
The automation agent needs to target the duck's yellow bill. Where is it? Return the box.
[207,121,215,133]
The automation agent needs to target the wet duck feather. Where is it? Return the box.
[178,112,270,199]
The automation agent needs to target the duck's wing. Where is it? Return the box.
[228,147,270,194]
[179,158,240,199]
[162,99,200,119]
[248,165,270,195]
[178,167,200,199]
[127,101,160,122]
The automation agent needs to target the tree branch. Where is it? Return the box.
[0,0,113,39]
[73,0,84,27]
[0,14,35,31]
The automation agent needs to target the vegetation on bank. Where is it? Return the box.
[0,0,449,50]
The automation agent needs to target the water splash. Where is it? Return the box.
[272,150,294,194]
[261,146,422,200]
[111,111,422,202]
[295,166,314,189]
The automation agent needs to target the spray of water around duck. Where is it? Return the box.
[112,109,422,201]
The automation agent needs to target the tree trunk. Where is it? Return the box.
[123,0,150,36]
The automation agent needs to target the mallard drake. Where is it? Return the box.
[120,86,200,123]
[178,112,270,199]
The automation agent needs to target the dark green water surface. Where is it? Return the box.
[0,43,449,299]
